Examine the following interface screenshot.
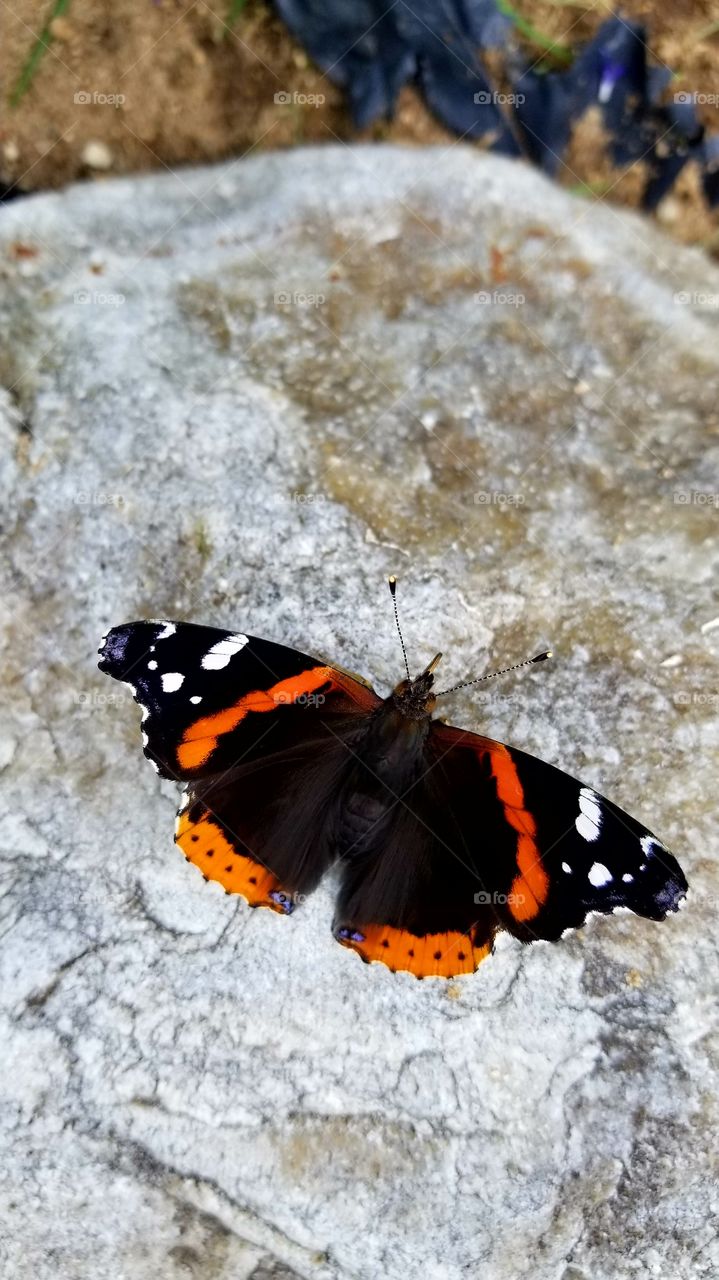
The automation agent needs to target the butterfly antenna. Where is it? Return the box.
[435,650,552,697]
[388,575,411,681]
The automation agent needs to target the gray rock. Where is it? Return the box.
[0,146,717,1280]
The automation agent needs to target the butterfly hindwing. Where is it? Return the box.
[332,726,503,977]
[176,706,376,908]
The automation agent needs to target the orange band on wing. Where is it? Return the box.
[177,666,332,771]
[175,808,289,911]
[485,743,549,922]
[336,923,492,978]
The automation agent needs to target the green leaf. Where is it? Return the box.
[10,0,72,107]
[497,0,574,65]
[227,0,249,27]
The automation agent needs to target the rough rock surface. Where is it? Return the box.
[0,146,718,1280]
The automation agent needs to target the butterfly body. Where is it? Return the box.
[99,619,688,979]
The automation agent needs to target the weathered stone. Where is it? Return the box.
[0,146,717,1280]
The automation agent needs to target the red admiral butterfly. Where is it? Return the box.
[98,580,687,979]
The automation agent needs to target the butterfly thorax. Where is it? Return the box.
[337,698,432,860]
[365,698,432,770]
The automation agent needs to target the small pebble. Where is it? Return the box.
[81,141,113,170]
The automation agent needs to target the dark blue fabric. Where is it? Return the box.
[273,2,717,208]
[701,134,719,207]
[274,0,416,127]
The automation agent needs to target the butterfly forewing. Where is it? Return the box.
[99,620,385,911]
[98,620,380,781]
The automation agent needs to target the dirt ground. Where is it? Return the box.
[2,0,718,251]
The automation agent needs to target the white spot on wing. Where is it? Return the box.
[161,672,184,693]
[155,622,176,641]
[588,862,612,888]
[576,812,600,842]
[575,786,602,842]
[201,633,249,670]
[622,873,633,883]
[562,862,572,874]
[640,834,665,858]
[189,695,202,704]
[579,787,601,819]
[147,660,157,670]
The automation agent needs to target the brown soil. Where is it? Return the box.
[2,0,718,252]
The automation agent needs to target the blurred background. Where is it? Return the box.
[3,0,718,250]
